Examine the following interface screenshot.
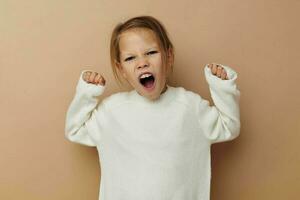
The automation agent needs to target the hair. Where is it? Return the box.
[110,15,175,86]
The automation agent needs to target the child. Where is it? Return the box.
[65,15,240,200]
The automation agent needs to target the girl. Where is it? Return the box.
[65,15,240,200]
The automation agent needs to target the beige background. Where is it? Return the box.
[1,0,299,199]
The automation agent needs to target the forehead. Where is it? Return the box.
[119,28,160,53]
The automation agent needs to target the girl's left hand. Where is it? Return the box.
[208,63,229,80]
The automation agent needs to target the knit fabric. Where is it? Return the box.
[65,64,241,200]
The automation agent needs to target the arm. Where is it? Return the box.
[64,70,106,147]
[197,64,241,144]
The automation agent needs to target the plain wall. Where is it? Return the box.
[1,0,299,199]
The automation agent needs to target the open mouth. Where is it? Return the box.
[139,73,155,89]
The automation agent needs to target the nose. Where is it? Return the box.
[137,56,149,69]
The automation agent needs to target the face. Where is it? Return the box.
[116,28,172,101]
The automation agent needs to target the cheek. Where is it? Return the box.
[124,70,137,84]
[120,64,133,79]
[157,67,167,82]
[120,68,127,79]
[152,56,163,69]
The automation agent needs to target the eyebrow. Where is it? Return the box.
[122,47,159,56]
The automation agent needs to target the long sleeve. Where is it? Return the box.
[64,70,106,147]
[197,64,241,144]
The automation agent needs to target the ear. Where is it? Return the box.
[115,61,127,79]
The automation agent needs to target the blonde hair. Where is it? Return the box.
[110,15,175,86]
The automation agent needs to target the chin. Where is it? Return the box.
[139,88,159,101]
[150,93,160,100]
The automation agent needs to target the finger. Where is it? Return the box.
[83,71,92,82]
[94,73,101,84]
[96,75,105,86]
[221,69,227,80]
[216,65,222,77]
[211,64,217,74]
[99,76,106,86]
[89,72,98,83]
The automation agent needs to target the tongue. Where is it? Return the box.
[144,79,154,88]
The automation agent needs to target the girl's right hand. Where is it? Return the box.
[82,71,106,86]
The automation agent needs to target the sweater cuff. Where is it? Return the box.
[76,70,106,97]
[204,63,238,91]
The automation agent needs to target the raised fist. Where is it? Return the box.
[207,63,229,80]
[82,71,106,86]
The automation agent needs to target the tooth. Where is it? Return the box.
[140,73,152,79]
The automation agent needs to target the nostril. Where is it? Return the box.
[138,64,149,69]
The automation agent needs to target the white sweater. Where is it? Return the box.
[64,64,241,200]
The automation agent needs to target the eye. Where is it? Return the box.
[124,51,158,62]
[147,51,158,55]
[124,56,135,62]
